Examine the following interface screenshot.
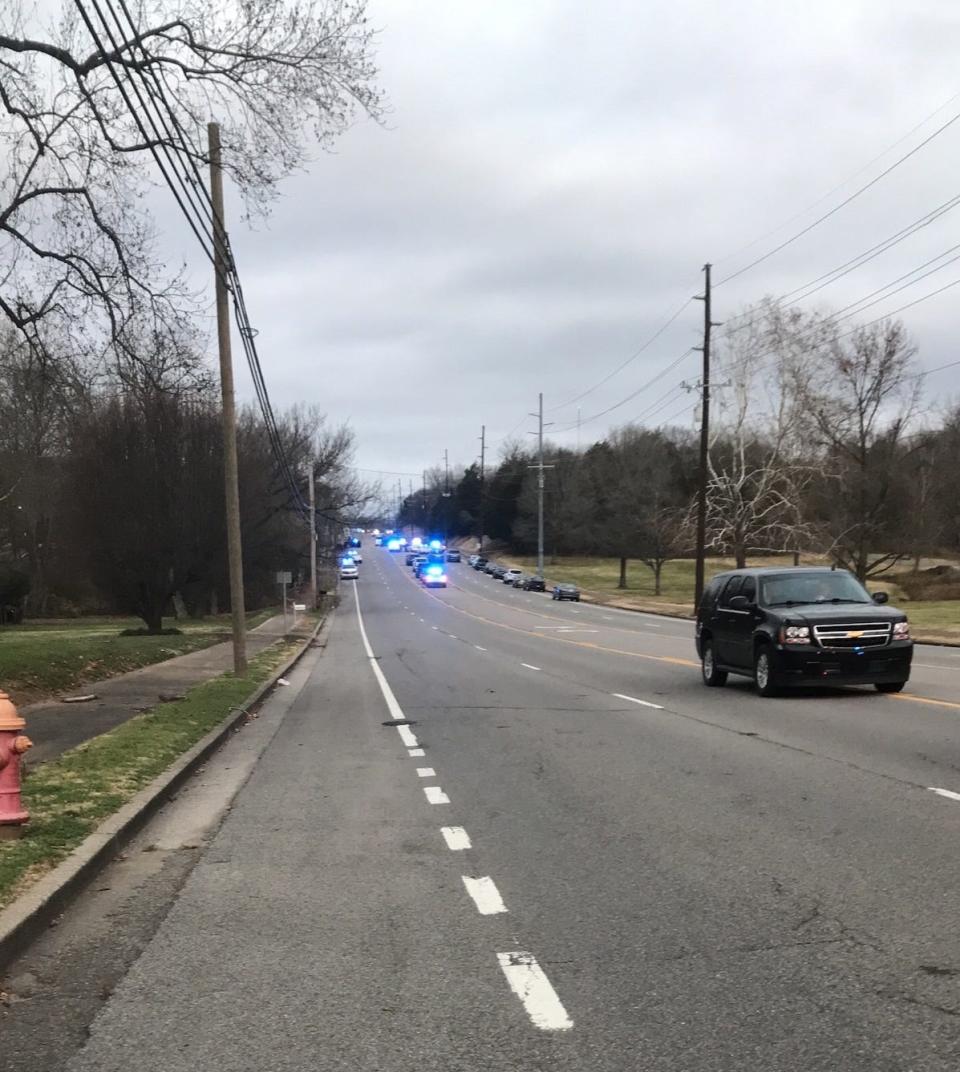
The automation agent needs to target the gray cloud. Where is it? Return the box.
[154,0,960,483]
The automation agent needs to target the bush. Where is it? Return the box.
[892,566,960,602]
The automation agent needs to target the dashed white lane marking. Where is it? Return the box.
[397,723,419,748]
[613,692,665,710]
[475,645,487,651]
[416,767,436,777]
[462,875,508,915]
[424,786,450,804]
[408,748,425,757]
[521,663,541,671]
[930,787,960,801]
[449,634,458,639]
[432,625,439,630]
[419,617,425,622]
[497,952,573,1031]
[441,826,472,851]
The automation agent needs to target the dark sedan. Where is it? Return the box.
[522,575,547,592]
[552,583,580,602]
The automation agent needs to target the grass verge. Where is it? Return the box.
[503,554,960,639]
[0,608,279,703]
[0,636,299,911]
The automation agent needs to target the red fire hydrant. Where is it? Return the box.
[0,690,32,839]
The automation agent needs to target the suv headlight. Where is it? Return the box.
[780,625,811,645]
[893,620,910,641]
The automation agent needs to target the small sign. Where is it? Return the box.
[276,571,292,585]
[293,603,306,611]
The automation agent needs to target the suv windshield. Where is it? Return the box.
[760,571,872,606]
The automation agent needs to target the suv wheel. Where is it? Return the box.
[754,647,778,697]
[875,681,906,694]
[701,641,727,687]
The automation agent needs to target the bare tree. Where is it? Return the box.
[706,312,814,568]
[780,316,921,580]
[0,0,383,344]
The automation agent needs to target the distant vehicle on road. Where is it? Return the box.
[552,583,580,601]
[340,562,359,580]
[522,575,546,592]
[446,549,461,562]
[490,565,507,579]
[473,557,489,571]
[695,567,913,696]
[405,551,417,565]
[468,554,479,567]
[503,568,523,585]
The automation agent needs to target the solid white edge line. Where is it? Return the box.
[929,787,960,801]
[353,584,420,748]
[475,645,487,651]
[497,952,573,1031]
[462,875,508,915]
[416,767,436,777]
[424,786,450,804]
[521,663,540,671]
[441,826,472,851]
[613,692,664,710]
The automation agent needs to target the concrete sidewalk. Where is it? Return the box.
[22,613,308,768]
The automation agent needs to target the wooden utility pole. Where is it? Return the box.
[693,262,714,612]
[528,394,554,578]
[308,464,317,608]
[208,122,246,673]
[478,424,486,553]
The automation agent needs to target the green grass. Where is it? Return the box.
[0,637,300,909]
[505,554,960,638]
[0,609,278,702]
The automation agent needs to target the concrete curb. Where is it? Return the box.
[0,611,334,970]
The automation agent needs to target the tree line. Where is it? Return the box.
[0,323,368,629]
[400,302,959,593]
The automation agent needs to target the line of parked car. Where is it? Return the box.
[465,555,581,601]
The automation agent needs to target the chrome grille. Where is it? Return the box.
[812,622,891,650]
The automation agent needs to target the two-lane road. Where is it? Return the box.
[56,547,960,1070]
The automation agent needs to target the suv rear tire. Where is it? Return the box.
[754,647,778,697]
[701,641,727,687]
[875,681,906,694]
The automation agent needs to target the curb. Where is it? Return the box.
[0,611,333,970]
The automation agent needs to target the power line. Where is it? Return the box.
[715,104,960,288]
[715,89,960,269]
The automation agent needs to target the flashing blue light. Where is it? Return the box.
[429,539,442,550]
[426,564,443,575]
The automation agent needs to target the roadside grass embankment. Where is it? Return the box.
[0,609,278,705]
[0,635,301,911]
[503,554,960,641]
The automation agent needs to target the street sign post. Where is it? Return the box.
[276,571,293,630]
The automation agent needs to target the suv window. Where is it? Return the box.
[700,576,725,610]
[740,576,757,603]
[719,576,743,607]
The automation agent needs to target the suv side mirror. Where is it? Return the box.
[871,591,889,604]
[728,595,750,610]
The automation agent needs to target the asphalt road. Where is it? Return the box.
[33,549,960,1069]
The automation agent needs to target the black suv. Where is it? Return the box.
[696,567,913,696]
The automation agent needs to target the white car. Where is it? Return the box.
[340,563,359,580]
[503,568,523,585]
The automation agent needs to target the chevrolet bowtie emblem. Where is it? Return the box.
[846,630,864,638]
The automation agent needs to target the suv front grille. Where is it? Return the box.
[812,622,891,649]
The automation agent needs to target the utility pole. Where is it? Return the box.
[308,464,317,608]
[478,425,486,553]
[528,394,554,578]
[692,262,717,611]
[208,122,246,673]
[442,448,451,547]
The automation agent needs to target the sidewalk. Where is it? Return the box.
[22,613,306,768]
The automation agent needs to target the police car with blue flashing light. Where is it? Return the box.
[420,561,448,588]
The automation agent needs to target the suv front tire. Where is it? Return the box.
[754,646,778,697]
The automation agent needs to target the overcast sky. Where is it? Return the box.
[172,1,960,493]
